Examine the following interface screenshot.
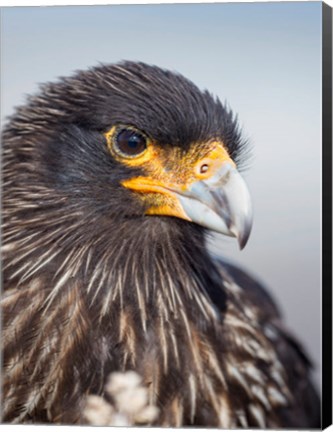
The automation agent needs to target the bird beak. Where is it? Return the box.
[122,147,253,249]
[173,163,253,249]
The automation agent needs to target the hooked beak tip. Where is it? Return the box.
[234,219,252,250]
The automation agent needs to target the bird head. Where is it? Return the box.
[7,61,252,249]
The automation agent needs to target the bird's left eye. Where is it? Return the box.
[114,129,147,158]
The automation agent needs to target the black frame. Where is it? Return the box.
[322,1,332,429]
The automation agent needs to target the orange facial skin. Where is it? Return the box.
[104,126,236,220]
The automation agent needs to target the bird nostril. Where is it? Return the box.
[200,163,210,174]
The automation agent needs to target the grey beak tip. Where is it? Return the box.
[238,236,248,250]
[237,219,252,250]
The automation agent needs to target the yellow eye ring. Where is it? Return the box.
[105,125,150,160]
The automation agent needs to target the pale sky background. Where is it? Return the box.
[1,2,322,387]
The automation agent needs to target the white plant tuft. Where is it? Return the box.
[84,371,159,426]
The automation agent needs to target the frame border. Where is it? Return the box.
[322,1,332,429]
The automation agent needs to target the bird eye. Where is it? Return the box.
[114,129,147,158]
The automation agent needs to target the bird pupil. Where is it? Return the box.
[116,129,146,157]
[128,136,139,148]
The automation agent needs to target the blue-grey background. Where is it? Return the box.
[1,3,322,386]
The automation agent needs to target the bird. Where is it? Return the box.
[2,61,320,427]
